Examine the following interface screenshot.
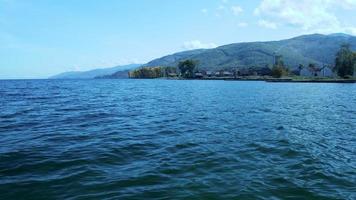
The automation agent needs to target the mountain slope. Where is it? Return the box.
[144,34,356,71]
[50,64,141,79]
[95,70,130,79]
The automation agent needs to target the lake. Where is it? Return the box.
[0,79,355,200]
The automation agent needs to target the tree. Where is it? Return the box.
[298,64,304,71]
[271,66,285,78]
[335,44,355,78]
[274,55,284,67]
[308,63,318,77]
[178,60,197,78]
[271,55,288,78]
[296,64,305,76]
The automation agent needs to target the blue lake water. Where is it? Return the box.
[0,79,355,200]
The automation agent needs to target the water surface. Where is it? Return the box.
[0,79,355,199]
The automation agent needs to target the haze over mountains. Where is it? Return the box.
[51,33,356,79]
[50,64,141,79]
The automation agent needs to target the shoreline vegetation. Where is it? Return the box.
[128,44,356,83]
[133,76,356,83]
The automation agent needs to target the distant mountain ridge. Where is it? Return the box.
[144,33,356,71]
[50,64,141,79]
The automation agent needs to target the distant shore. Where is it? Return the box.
[265,78,356,83]
[156,76,356,83]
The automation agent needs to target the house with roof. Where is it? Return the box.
[300,66,335,77]
[214,71,221,77]
[206,71,213,77]
[222,71,233,77]
[194,72,204,78]
[167,73,178,77]
[238,68,250,76]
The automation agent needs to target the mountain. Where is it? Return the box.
[95,70,130,79]
[144,34,356,71]
[50,64,141,79]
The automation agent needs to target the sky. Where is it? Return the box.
[1,0,356,79]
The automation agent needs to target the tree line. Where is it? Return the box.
[129,60,198,79]
[271,44,355,78]
[129,66,178,79]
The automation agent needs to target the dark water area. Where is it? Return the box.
[0,79,355,200]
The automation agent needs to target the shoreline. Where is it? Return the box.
[156,77,356,83]
[265,79,356,83]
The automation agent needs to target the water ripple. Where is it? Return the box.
[0,79,355,200]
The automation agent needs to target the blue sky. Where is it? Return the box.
[1,0,356,79]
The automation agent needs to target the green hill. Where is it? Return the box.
[144,34,356,71]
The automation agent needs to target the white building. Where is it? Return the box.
[300,66,335,77]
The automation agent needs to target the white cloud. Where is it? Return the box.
[215,3,245,18]
[345,27,356,35]
[201,8,208,14]
[254,0,356,34]
[213,5,225,18]
[217,5,226,10]
[338,0,356,9]
[231,6,243,15]
[182,40,217,50]
[237,22,248,27]
[258,19,277,29]
[74,66,81,71]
